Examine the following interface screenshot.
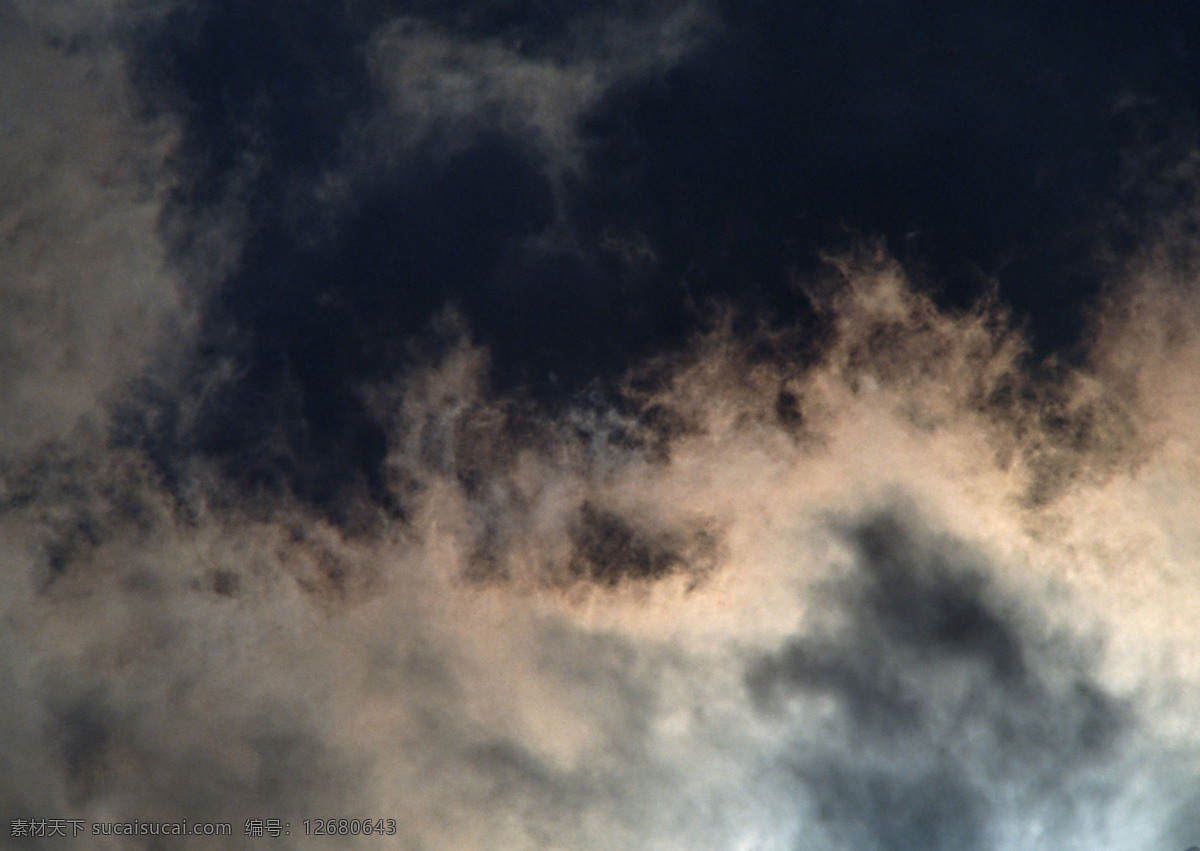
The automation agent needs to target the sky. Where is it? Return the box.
[2,0,1200,848]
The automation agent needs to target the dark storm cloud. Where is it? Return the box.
[748,508,1131,849]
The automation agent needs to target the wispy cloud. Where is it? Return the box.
[2,2,1200,849]
[363,1,715,178]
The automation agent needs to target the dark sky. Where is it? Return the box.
[116,0,1200,511]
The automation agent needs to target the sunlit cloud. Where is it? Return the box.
[2,1,1199,849]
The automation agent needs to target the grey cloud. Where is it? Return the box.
[748,508,1135,850]
[794,762,987,851]
[0,4,194,457]
[567,500,718,587]
[11,0,179,42]
[360,1,715,178]
[0,521,375,850]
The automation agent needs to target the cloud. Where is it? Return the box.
[10,0,177,40]
[0,3,191,456]
[2,3,1200,848]
[7,231,1200,846]
[748,508,1132,849]
[362,1,715,178]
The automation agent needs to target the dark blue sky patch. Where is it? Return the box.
[119,0,1200,515]
[578,0,1200,356]
[130,0,379,211]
